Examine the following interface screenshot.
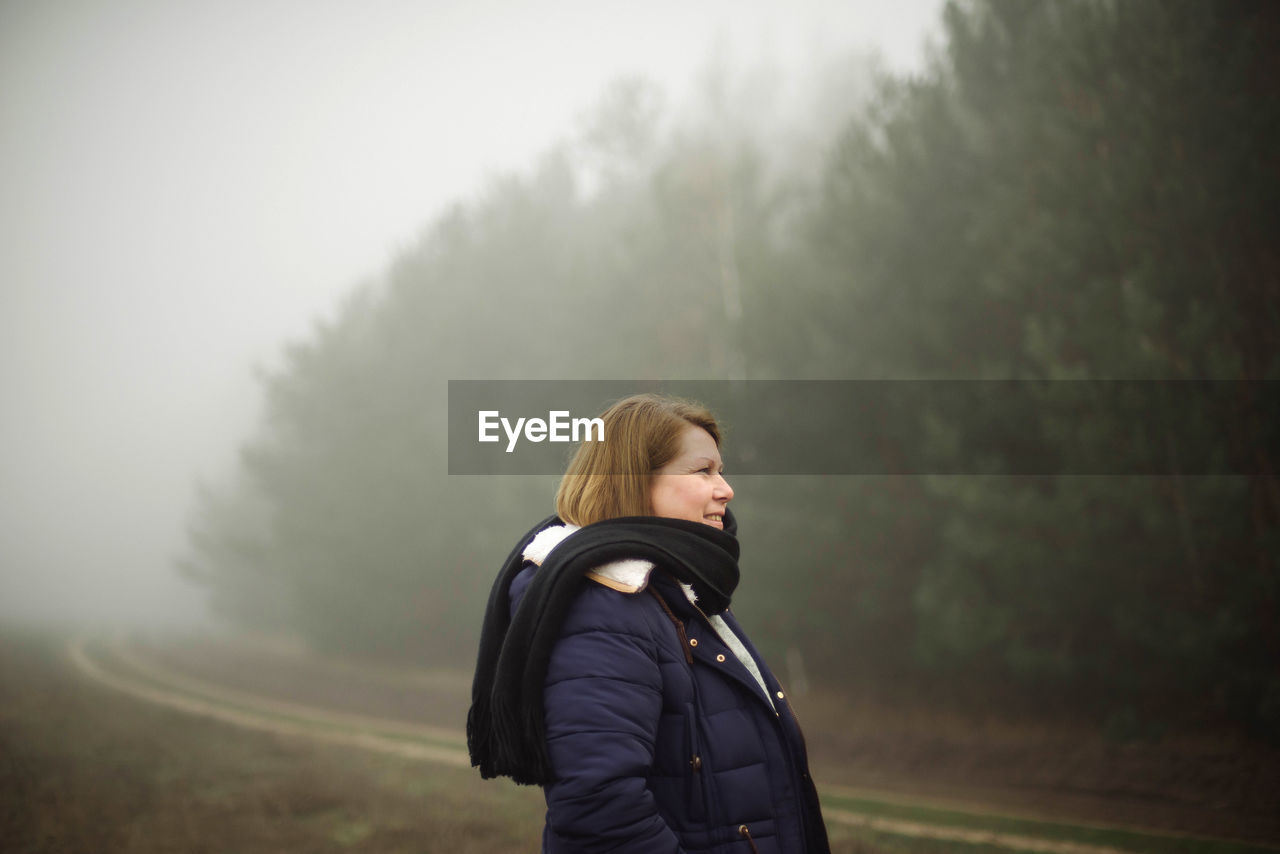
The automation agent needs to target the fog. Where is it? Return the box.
[0,0,943,628]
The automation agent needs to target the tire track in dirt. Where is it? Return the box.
[67,632,1136,854]
[68,632,471,769]
[108,634,464,746]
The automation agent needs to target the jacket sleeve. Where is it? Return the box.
[541,590,686,853]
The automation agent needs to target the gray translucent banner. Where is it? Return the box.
[447,380,1277,475]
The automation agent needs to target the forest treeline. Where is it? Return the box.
[179,0,1279,739]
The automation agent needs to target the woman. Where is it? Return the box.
[468,394,830,854]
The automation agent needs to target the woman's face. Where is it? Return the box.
[649,425,733,529]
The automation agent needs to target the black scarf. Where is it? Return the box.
[467,510,740,785]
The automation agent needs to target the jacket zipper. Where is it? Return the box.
[652,580,802,852]
[720,605,820,852]
[685,705,707,822]
[647,585,694,664]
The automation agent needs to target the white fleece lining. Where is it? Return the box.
[585,559,655,592]
[522,524,580,566]
[524,525,656,593]
[708,614,776,710]
[522,524,774,709]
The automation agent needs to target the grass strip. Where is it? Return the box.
[822,791,1277,854]
[82,637,469,755]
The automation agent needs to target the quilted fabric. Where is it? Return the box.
[508,561,830,854]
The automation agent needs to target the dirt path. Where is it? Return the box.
[109,634,463,745]
[69,631,1173,854]
[68,633,472,769]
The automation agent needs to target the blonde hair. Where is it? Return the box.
[555,394,721,526]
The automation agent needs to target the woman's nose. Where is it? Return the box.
[715,474,734,501]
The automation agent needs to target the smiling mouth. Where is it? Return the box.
[705,514,723,524]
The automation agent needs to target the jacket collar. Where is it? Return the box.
[524,523,697,602]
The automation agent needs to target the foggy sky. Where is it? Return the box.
[0,0,943,628]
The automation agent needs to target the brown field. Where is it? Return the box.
[132,629,1280,844]
[1,629,545,854]
[4,626,1279,853]
[1,628,902,854]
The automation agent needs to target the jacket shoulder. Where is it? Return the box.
[560,572,666,640]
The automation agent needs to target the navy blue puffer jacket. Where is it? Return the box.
[509,525,830,854]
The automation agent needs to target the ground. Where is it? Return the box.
[134,629,1280,843]
[3,626,1278,853]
